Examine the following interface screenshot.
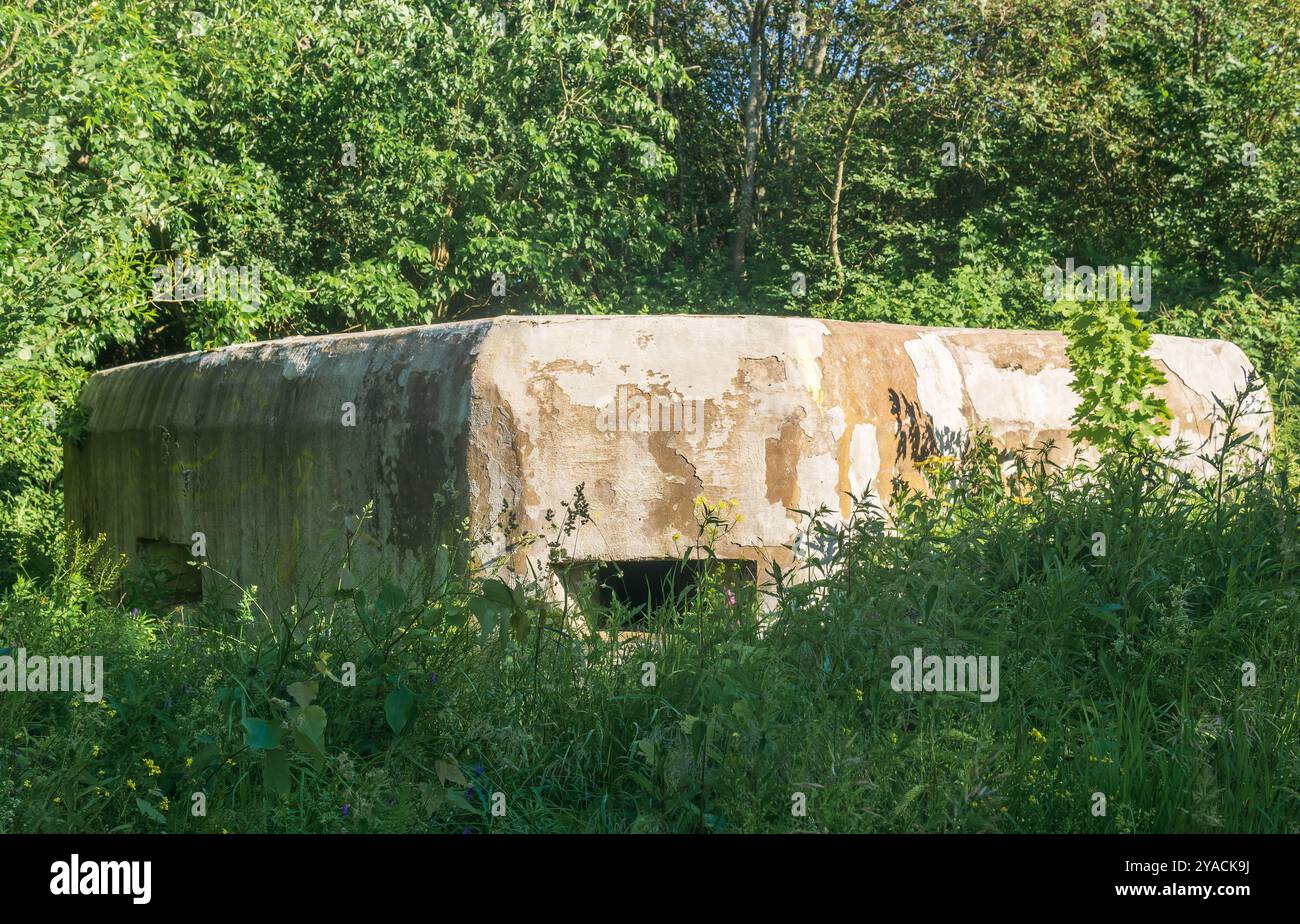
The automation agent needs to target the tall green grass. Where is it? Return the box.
[2,404,1297,833]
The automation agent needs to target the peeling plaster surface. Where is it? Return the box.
[65,315,1271,606]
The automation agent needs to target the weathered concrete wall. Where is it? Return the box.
[66,322,487,607]
[66,315,1270,609]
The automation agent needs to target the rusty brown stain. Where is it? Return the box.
[942,330,1066,377]
[764,410,807,510]
[814,322,923,516]
[645,430,705,534]
[536,358,596,375]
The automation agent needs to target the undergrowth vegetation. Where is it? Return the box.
[3,389,1296,834]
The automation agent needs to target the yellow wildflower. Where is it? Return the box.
[127,779,137,791]
[921,455,958,469]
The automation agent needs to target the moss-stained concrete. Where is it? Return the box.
[65,315,1271,608]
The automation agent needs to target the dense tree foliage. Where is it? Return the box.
[3,0,1298,582]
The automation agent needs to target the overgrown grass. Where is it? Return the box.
[2,416,1298,833]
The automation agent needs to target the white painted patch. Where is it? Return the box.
[904,334,968,441]
[848,423,880,499]
[796,449,842,521]
[1150,336,1267,421]
[826,405,847,442]
[962,362,1077,432]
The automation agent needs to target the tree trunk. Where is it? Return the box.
[829,81,872,280]
[731,1,768,279]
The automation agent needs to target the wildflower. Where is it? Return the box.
[1029,727,1047,745]
[734,513,744,523]
[671,532,681,542]
[107,710,117,718]
[22,779,31,789]
[91,744,101,758]
[1011,496,1032,506]
[340,804,350,818]
[465,787,477,801]
[143,757,162,776]
[185,757,193,767]
[52,796,61,804]
[430,671,437,685]
[127,779,137,790]
[159,797,170,812]
[473,764,484,777]
[724,588,736,606]
[921,455,958,469]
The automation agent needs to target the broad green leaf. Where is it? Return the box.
[384,688,415,735]
[241,717,283,751]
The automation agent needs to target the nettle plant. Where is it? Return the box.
[1063,298,1172,452]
